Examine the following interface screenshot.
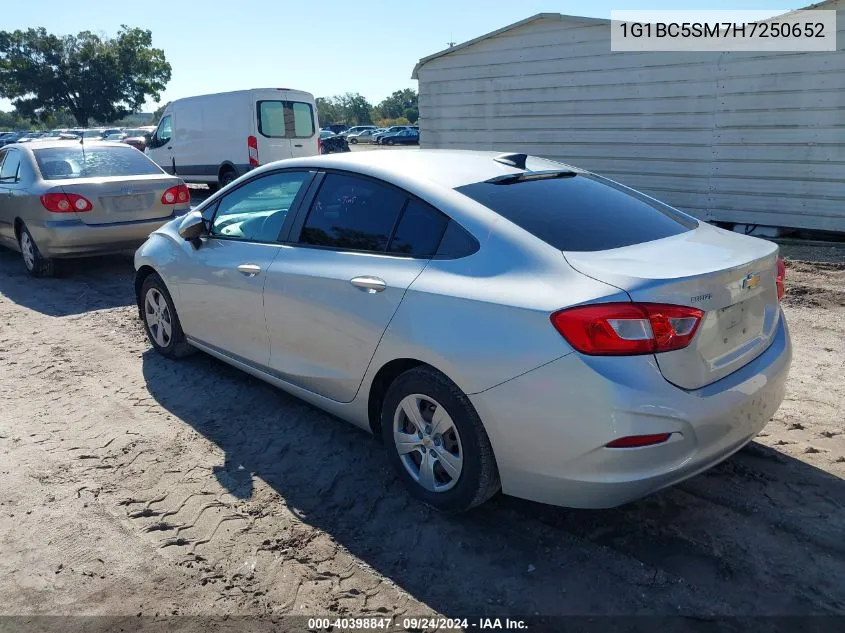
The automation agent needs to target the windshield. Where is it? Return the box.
[33,145,164,180]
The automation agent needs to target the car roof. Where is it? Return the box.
[254,149,573,189]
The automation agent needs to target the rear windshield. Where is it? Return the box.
[455,174,697,252]
[258,100,315,138]
[33,146,163,180]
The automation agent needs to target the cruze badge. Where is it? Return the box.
[742,272,761,290]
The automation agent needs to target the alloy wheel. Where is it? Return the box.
[144,287,173,348]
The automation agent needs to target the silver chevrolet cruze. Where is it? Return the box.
[134,150,791,513]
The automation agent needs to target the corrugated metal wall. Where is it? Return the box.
[417,7,845,231]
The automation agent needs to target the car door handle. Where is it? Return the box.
[350,276,386,293]
[237,263,262,277]
[294,144,303,148]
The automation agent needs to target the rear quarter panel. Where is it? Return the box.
[365,234,629,396]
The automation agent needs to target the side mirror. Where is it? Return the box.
[178,211,207,241]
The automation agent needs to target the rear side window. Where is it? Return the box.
[299,173,405,252]
[388,199,448,258]
[34,146,164,180]
[258,101,315,138]
[0,150,20,182]
[455,174,696,252]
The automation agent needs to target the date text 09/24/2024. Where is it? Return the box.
[307,617,528,630]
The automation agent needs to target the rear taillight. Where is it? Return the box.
[161,184,190,205]
[776,256,786,302]
[40,192,92,213]
[551,302,703,356]
[248,135,259,167]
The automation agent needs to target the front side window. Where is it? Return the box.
[211,171,310,242]
[153,115,172,146]
[299,173,405,252]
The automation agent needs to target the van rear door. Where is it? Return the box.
[253,90,318,164]
[254,97,293,165]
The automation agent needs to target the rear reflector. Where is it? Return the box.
[248,135,259,167]
[161,184,190,205]
[776,256,786,302]
[606,433,672,448]
[551,302,703,355]
[40,192,93,213]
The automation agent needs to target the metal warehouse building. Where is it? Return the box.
[412,1,845,232]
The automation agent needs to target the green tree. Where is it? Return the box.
[0,26,171,127]
[337,93,373,125]
[375,89,418,124]
[316,96,341,125]
[151,101,169,124]
[316,93,373,126]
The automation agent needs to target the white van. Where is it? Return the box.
[145,88,319,189]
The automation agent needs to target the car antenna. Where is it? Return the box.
[494,153,528,169]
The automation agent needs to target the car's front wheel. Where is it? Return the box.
[18,224,54,277]
[381,367,500,513]
[141,273,194,359]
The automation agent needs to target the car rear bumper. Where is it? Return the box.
[30,213,184,258]
[469,311,792,509]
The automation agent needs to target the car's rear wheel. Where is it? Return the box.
[381,367,500,513]
[18,225,54,277]
[219,168,237,189]
[349,138,357,144]
[141,273,194,359]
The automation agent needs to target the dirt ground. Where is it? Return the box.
[0,241,843,625]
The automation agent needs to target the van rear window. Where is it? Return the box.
[455,174,697,252]
[258,101,315,139]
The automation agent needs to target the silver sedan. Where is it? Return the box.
[0,140,190,276]
[134,150,791,512]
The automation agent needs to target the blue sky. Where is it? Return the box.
[2,0,800,113]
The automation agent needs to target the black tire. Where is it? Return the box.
[219,168,237,189]
[381,366,500,513]
[18,224,54,277]
[349,138,358,144]
[386,139,394,145]
[140,272,194,359]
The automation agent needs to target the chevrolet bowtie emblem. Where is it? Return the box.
[741,272,761,290]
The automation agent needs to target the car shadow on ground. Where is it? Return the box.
[141,348,845,617]
[0,248,135,316]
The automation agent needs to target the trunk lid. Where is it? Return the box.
[55,175,184,226]
[564,225,781,390]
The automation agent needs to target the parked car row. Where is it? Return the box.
[0,126,158,151]
[0,132,792,513]
[340,125,420,145]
